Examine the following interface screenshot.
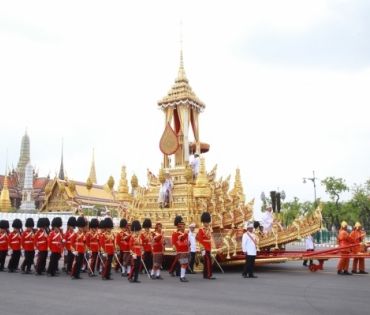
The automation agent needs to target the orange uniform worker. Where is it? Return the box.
[350,222,368,274]
[34,218,49,276]
[337,221,355,275]
[20,218,35,274]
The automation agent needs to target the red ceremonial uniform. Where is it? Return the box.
[64,230,74,251]
[129,234,143,256]
[0,231,8,251]
[198,227,212,251]
[34,230,48,251]
[152,231,164,254]
[116,230,131,252]
[21,230,35,251]
[48,230,63,253]
[100,232,115,255]
[71,231,86,254]
[140,230,152,252]
[86,231,100,252]
[172,231,189,254]
[8,231,21,250]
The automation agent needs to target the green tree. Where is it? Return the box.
[321,177,349,230]
[349,179,370,231]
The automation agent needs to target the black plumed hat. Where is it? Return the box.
[76,217,86,228]
[174,216,184,227]
[201,212,211,223]
[120,219,127,228]
[52,217,62,228]
[67,216,77,227]
[37,218,47,228]
[12,218,23,229]
[131,220,141,232]
[104,217,114,229]
[90,218,99,228]
[253,221,260,229]
[98,219,105,229]
[142,218,152,228]
[0,220,9,229]
[25,218,35,228]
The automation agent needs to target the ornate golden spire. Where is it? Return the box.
[194,156,211,198]
[157,41,205,110]
[231,168,245,203]
[89,149,97,184]
[1,153,12,212]
[116,165,131,202]
[58,139,65,180]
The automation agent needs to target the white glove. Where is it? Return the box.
[21,249,25,256]
[8,249,13,255]
[35,250,39,255]
[141,250,145,255]
[102,253,107,258]
[201,250,206,256]
[132,254,137,259]
[64,250,68,256]
[48,251,52,257]
[87,250,92,255]
[173,251,177,255]
[61,239,66,243]
[73,251,78,256]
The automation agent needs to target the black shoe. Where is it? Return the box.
[180,277,189,282]
[170,272,176,277]
[47,274,58,277]
[248,275,258,278]
[0,269,8,272]
[343,271,353,275]
[203,276,216,280]
[89,273,97,277]
[352,270,359,274]
[138,271,143,274]
[102,277,113,280]
[150,274,156,279]
[132,280,141,283]
[34,271,42,276]
[128,278,133,282]
[243,275,248,278]
[61,267,66,272]
[21,270,27,274]
[71,276,82,279]
[359,270,369,274]
[156,276,164,280]
[337,271,344,275]
[303,264,307,266]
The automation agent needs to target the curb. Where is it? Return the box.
[291,242,338,248]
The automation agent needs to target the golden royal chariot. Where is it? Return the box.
[113,52,323,269]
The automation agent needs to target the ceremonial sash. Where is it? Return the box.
[246,232,256,245]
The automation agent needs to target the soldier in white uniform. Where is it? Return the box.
[188,223,197,273]
[242,223,257,278]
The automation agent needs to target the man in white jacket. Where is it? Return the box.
[242,223,257,278]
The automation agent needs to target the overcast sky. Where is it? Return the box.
[1,0,369,219]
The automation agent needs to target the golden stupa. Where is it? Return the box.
[117,50,323,267]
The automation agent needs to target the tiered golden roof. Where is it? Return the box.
[157,51,206,110]
[116,165,131,203]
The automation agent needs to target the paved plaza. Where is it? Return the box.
[0,246,369,315]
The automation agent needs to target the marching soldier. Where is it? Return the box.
[337,221,355,275]
[350,222,368,274]
[70,217,87,280]
[172,216,190,282]
[21,218,35,274]
[85,218,99,277]
[128,220,143,283]
[100,217,115,280]
[34,218,49,276]
[47,217,63,277]
[8,218,22,273]
[115,219,132,276]
[97,219,105,274]
[63,216,76,274]
[140,218,153,274]
[0,220,10,272]
[198,212,216,280]
[151,222,165,280]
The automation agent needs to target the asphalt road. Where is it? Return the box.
[0,246,369,315]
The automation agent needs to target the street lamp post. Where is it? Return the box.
[303,171,318,208]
